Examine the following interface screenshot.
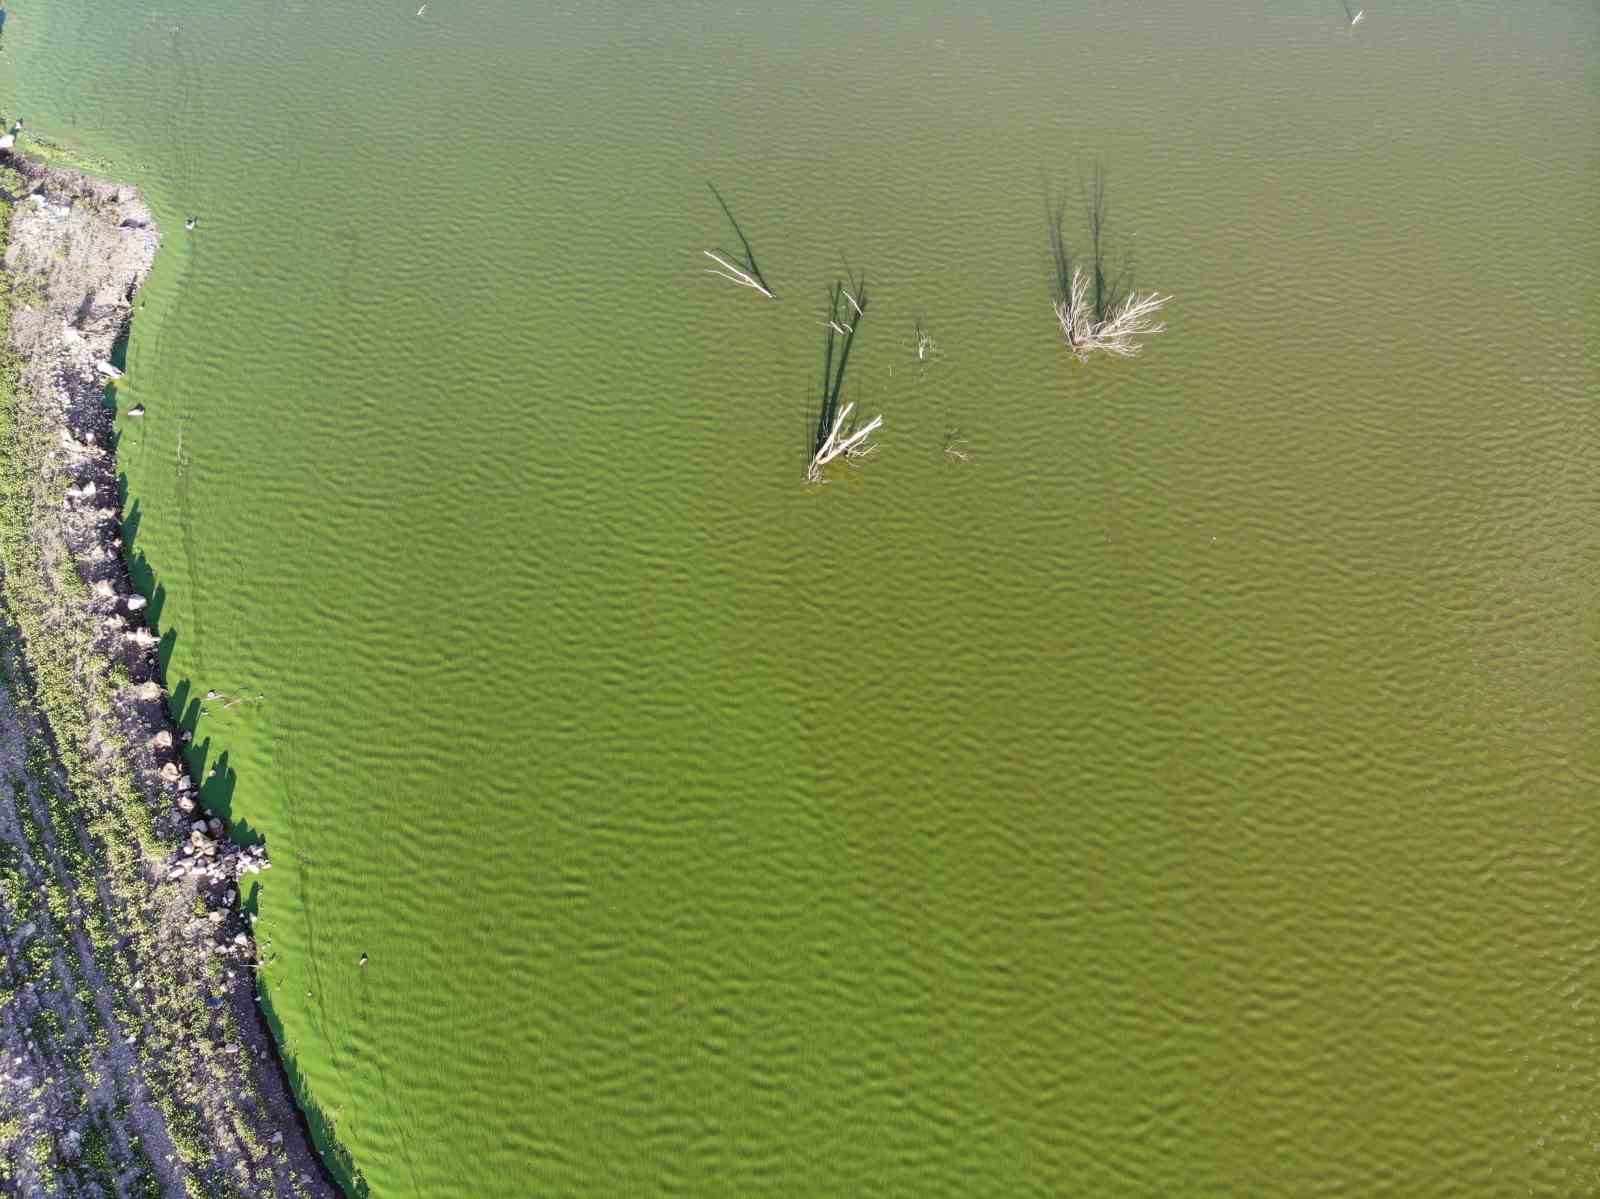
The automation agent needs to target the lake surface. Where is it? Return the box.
[3,0,1596,1193]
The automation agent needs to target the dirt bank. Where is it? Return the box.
[0,153,344,1197]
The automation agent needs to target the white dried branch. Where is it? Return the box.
[807,401,883,484]
[702,249,775,299]
[1092,288,1170,356]
[1053,267,1168,361]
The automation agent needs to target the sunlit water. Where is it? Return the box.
[2,1,1595,1193]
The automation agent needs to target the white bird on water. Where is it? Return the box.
[1350,9,1365,25]
[416,3,427,14]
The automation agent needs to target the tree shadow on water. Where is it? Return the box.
[257,970,373,1199]
[116,434,357,1190]
[117,485,260,837]
[703,181,777,299]
[1045,159,1136,325]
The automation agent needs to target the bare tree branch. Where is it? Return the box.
[809,401,883,482]
[704,182,777,299]
[703,249,775,298]
[1054,267,1169,360]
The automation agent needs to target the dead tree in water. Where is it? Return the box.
[806,274,881,483]
[1048,162,1170,360]
[703,182,776,299]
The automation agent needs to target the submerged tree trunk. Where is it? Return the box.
[807,275,881,483]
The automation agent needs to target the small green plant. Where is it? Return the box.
[80,1123,113,1170]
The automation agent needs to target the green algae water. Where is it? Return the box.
[4,0,1597,1193]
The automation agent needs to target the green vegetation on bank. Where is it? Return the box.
[0,154,327,1198]
[0,157,156,1195]
[0,112,114,176]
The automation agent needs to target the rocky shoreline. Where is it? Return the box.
[0,154,344,1196]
